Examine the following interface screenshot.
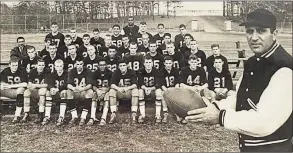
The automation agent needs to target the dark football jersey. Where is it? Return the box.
[67,68,92,87]
[147,53,164,70]
[91,68,112,88]
[179,45,191,55]
[45,71,68,90]
[179,67,207,86]
[133,32,153,46]
[111,69,137,87]
[77,45,89,58]
[118,45,130,57]
[39,48,49,58]
[84,55,102,72]
[159,67,180,88]
[174,34,194,49]
[138,68,161,88]
[153,33,165,47]
[208,68,233,91]
[21,56,40,73]
[45,32,65,49]
[111,35,123,48]
[57,45,69,59]
[206,55,229,72]
[72,36,83,47]
[0,67,28,84]
[99,46,109,57]
[123,53,144,74]
[106,55,121,72]
[157,43,180,56]
[123,25,139,42]
[137,45,150,56]
[28,68,49,85]
[90,37,105,49]
[184,50,207,68]
[64,54,83,71]
[166,51,185,70]
[43,54,64,73]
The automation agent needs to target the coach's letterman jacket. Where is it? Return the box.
[214,41,292,152]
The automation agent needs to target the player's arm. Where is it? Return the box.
[110,71,122,91]
[80,70,92,91]
[67,71,77,91]
[124,71,137,91]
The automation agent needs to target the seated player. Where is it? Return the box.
[208,57,235,101]
[123,42,144,75]
[183,40,207,71]
[89,57,113,126]
[43,42,64,73]
[99,34,112,57]
[165,42,185,70]
[117,35,130,57]
[138,55,162,123]
[57,34,73,59]
[22,59,48,123]
[153,23,167,47]
[22,45,40,73]
[206,44,229,72]
[84,45,102,72]
[43,59,68,126]
[159,56,180,123]
[0,58,27,123]
[146,40,164,70]
[77,34,91,58]
[67,57,93,126]
[108,59,139,124]
[90,28,105,49]
[64,43,83,71]
[111,24,123,48]
[138,33,150,56]
[106,45,121,72]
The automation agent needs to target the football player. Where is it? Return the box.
[57,34,73,59]
[67,57,93,126]
[165,42,185,70]
[90,28,105,48]
[157,33,172,55]
[64,43,82,71]
[70,28,83,47]
[134,21,153,46]
[45,22,65,49]
[117,35,130,57]
[89,57,113,126]
[39,38,52,58]
[22,59,48,123]
[0,58,27,123]
[43,59,68,126]
[122,16,139,42]
[111,24,123,48]
[106,45,121,72]
[123,42,144,75]
[108,59,139,124]
[160,56,180,123]
[206,44,229,72]
[146,41,164,70]
[183,40,207,71]
[138,55,163,123]
[77,34,91,58]
[179,34,193,54]
[21,46,40,73]
[208,57,234,101]
[174,24,194,49]
[138,33,150,56]
[43,42,64,73]
[153,23,166,47]
[84,45,102,72]
[99,34,112,57]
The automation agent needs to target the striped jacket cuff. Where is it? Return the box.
[219,110,226,126]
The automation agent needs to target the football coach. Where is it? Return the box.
[185,9,292,152]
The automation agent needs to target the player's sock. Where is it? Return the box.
[101,101,109,119]
[162,99,168,112]
[23,96,30,113]
[15,106,22,117]
[39,96,45,113]
[45,100,52,118]
[155,100,162,117]
[131,105,138,113]
[91,100,97,119]
[139,100,145,117]
[68,99,78,118]
[110,105,117,113]
[71,109,78,119]
[59,99,67,118]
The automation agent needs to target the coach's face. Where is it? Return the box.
[76,61,84,71]
[128,18,134,26]
[246,26,277,56]
[10,62,18,73]
[48,45,57,55]
[17,38,25,47]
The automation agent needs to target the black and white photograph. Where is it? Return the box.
[0,1,292,152]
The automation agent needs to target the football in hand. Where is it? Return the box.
[163,88,207,118]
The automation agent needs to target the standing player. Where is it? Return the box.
[123,42,144,75]
[90,28,105,48]
[138,33,150,56]
[147,41,164,70]
[206,44,229,72]
[117,35,130,57]
[70,28,83,47]
[159,56,180,123]
[43,59,68,126]
[89,57,113,126]
[153,23,167,47]
[122,16,139,42]
[174,24,193,49]
[57,35,73,59]
[43,42,64,73]
[134,21,153,46]
[84,45,102,72]
[111,24,123,48]
[179,34,193,54]
[138,55,163,123]
[184,40,207,71]
[22,59,48,123]
[64,44,82,71]
[99,34,112,57]
[106,46,121,72]
[157,33,173,55]
[208,57,234,101]
[67,57,93,126]
[165,42,185,70]
[108,59,139,124]
[22,46,40,73]
[45,22,65,49]
[0,58,27,123]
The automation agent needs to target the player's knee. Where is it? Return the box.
[86,89,94,98]
[227,90,235,97]
[23,89,31,97]
[38,88,47,96]
[17,87,26,94]
[131,88,139,97]
[109,89,116,97]
[155,89,162,100]
[104,92,110,101]
[138,89,144,100]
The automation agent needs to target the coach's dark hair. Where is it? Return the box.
[93,28,100,32]
[112,24,121,29]
[211,44,220,49]
[188,54,198,61]
[51,22,58,26]
[65,34,72,39]
[9,57,19,64]
[83,34,90,38]
[164,56,174,62]
[179,24,186,29]
[27,45,36,51]
[158,23,164,28]
[140,21,147,25]
[17,37,25,42]
[164,33,171,38]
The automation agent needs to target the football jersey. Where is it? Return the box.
[174,34,194,49]
[72,36,83,47]
[90,37,105,48]
[153,33,165,47]
[39,48,49,58]
[179,45,191,55]
[45,70,68,91]
[64,54,83,71]
[138,68,161,88]
[117,45,130,57]
[123,53,144,74]
[91,68,112,88]
[111,35,123,48]
[166,51,185,70]
[0,67,28,84]
[206,55,229,72]
[106,55,121,72]
[99,46,109,57]
[184,50,207,68]
[137,44,150,56]
[123,25,139,42]
[57,45,69,59]
[111,69,137,87]
[77,45,89,58]
[43,54,64,73]
[179,66,207,86]
[45,32,65,49]
[84,55,102,72]
[28,68,49,85]
[67,68,92,87]
[133,32,153,46]
[208,68,233,91]
[147,53,164,70]
[159,67,180,88]
[21,56,40,73]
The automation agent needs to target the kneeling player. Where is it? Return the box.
[138,55,163,123]
[67,57,93,126]
[23,59,48,123]
[43,59,68,126]
[108,59,139,124]
[208,57,235,101]
[89,57,113,126]
[0,58,27,123]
